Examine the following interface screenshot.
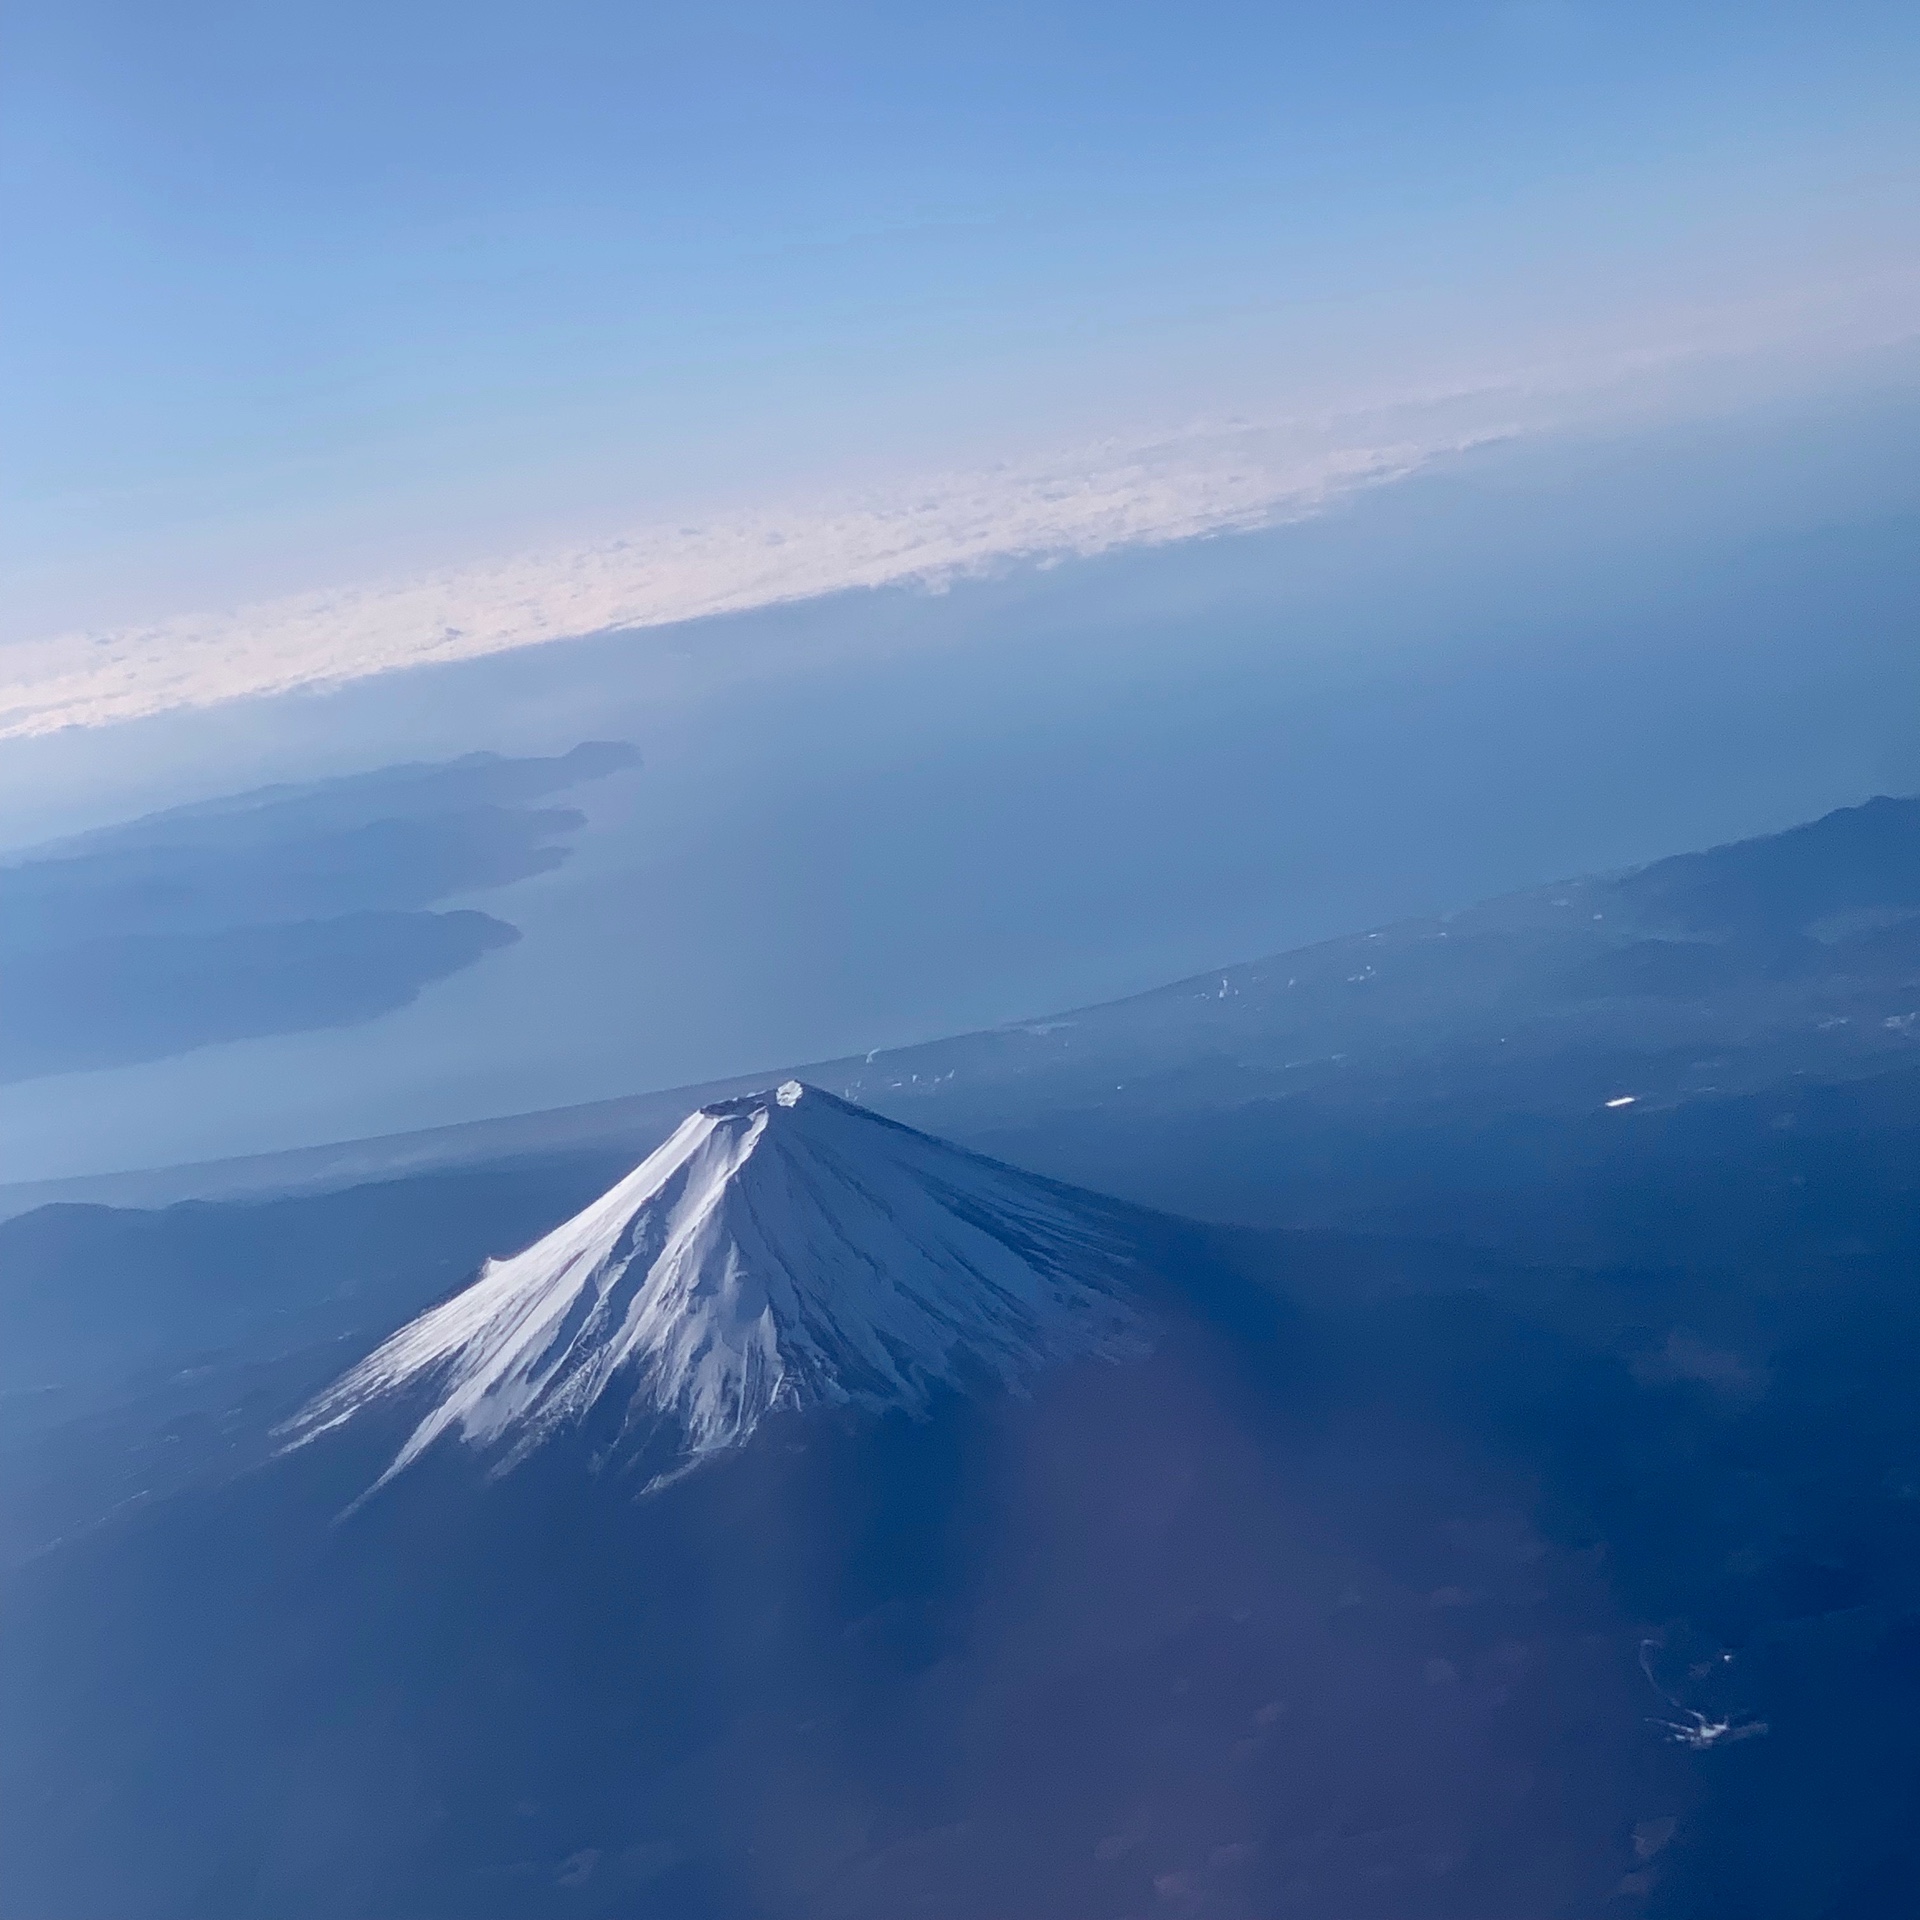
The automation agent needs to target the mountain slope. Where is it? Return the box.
[10,1084,1920,1917]
[0,1171,1663,1920]
[287,1082,1144,1490]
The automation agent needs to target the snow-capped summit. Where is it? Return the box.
[287,1081,1144,1491]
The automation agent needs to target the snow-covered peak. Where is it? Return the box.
[286,1082,1143,1491]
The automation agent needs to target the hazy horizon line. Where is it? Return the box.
[4,304,1915,745]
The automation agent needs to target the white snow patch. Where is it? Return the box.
[284,1083,1144,1492]
[0,425,1462,739]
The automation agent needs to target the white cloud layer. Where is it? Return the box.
[0,422,1479,741]
[3,290,1913,742]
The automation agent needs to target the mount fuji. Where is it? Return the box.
[2,1090,1662,1920]
[15,795,1920,1917]
[287,1081,1146,1491]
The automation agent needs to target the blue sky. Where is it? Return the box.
[4,1,1917,653]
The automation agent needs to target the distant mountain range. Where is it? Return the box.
[0,743,636,1084]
